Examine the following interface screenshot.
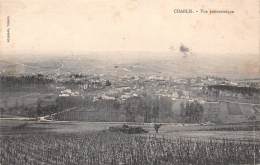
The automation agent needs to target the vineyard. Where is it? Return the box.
[0,131,259,165]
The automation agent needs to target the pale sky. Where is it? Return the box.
[0,0,259,60]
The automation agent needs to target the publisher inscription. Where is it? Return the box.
[6,16,10,43]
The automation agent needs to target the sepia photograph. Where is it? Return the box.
[0,0,259,164]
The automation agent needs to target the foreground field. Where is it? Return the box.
[0,131,259,165]
[0,120,259,164]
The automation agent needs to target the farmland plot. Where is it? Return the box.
[0,131,259,165]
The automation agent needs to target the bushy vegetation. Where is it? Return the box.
[208,84,260,95]
[0,131,259,165]
[124,96,171,123]
[180,100,204,123]
[108,124,148,134]
[0,74,54,90]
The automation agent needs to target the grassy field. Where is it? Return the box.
[1,120,259,141]
[0,120,259,165]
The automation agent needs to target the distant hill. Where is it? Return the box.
[1,53,259,79]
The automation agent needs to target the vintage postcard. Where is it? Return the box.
[0,0,259,164]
